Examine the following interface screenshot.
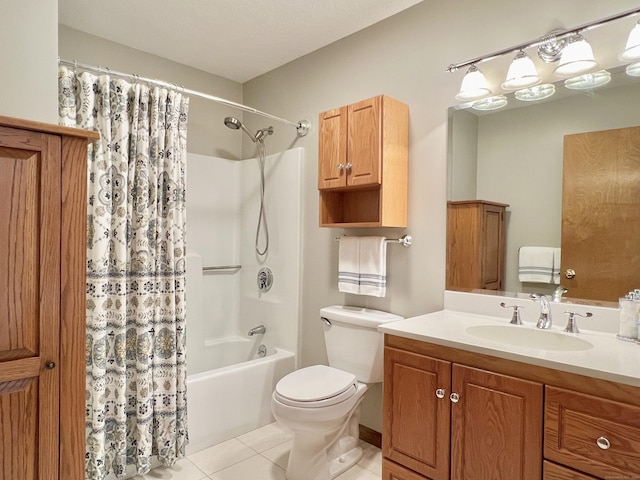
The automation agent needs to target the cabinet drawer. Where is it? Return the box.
[543,461,598,479]
[545,386,640,478]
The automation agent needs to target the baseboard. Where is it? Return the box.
[359,424,382,448]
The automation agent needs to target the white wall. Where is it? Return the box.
[1,0,58,122]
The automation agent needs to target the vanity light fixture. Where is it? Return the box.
[472,95,508,111]
[619,20,640,61]
[446,7,640,102]
[501,50,541,90]
[553,34,598,77]
[514,83,556,102]
[625,61,640,76]
[564,70,611,90]
[455,65,492,101]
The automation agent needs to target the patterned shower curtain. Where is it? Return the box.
[58,67,189,479]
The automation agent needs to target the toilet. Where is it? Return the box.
[271,305,403,480]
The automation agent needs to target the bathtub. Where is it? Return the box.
[185,338,295,454]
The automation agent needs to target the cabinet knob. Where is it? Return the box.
[45,361,56,370]
[596,436,611,450]
[337,163,344,170]
[435,388,446,399]
[565,268,576,279]
[449,392,460,403]
[345,163,352,170]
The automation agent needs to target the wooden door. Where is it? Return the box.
[383,347,451,480]
[318,106,347,189]
[0,127,61,480]
[347,96,381,187]
[450,364,543,480]
[562,126,640,301]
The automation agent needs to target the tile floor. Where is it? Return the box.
[130,422,382,480]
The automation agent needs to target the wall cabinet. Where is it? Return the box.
[318,95,408,227]
[446,200,508,290]
[0,116,98,480]
[383,346,542,480]
[383,335,640,480]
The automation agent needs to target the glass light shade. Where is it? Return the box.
[619,21,640,62]
[564,70,611,90]
[514,83,555,102]
[626,62,640,77]
[501,51,541,90]
[472,95,507,111]
[455,65,492,101]
[554,35,598,77]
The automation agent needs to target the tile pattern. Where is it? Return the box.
[129,422,382,480]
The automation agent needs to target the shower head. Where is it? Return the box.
[224,116,257,142]
[223,117,273,143]
[224,116,241,130]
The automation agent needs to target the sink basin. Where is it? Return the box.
[465,325,593,351]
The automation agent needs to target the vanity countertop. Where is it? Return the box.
[379,309,640,387]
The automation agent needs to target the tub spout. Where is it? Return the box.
[248,324,266,336]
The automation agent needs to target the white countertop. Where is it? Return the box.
[379,309,640,387]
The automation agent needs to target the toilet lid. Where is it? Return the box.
[275,365,357,407]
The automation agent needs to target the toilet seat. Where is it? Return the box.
[274,365,358,408]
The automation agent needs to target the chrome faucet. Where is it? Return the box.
[530,294,552,329]
[563,311,592,334]
[248,324,266,336]
[500,302,523,325]
[552,286,568,302]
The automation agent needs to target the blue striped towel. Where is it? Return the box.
[338,236,387,297]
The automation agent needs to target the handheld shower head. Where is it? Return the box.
[223,116,257,142]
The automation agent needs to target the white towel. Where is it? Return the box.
[518,246,556,284]
[338,236,387,297]
[552,248,561,284]
[338,237,361,295]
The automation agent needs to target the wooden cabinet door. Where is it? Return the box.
[383,347,451,480]
[347,96,381,187]
[318,106,347,189]
[383,458,430,480]
[0,127,61,480]
[450,364,543,480]
[480,203,506,290]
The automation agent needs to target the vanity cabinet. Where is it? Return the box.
[446,200,508,290]
[383,334,640,480]
[318,95,408,227]
[383,346,543,480]
[0,115,98,480]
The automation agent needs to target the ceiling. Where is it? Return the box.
[58,0,423,83]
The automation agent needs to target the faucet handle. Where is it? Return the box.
[500,302,524,325]
[563,311,592,334]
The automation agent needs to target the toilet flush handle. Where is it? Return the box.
[321,316,332,327]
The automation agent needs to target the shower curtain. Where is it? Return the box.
[58,67,189,479]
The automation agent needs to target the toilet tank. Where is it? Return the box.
[320,305,403,383]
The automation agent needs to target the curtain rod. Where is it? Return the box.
[446,6,640,72]
[58,58,310,136]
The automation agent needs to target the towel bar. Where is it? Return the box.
[334,234,412,247]
[202,265,242,272]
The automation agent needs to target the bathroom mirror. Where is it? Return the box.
[447,60,640,304]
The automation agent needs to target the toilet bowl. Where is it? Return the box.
[271,306,403,480]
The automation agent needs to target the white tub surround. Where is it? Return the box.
[378,290,640,386]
